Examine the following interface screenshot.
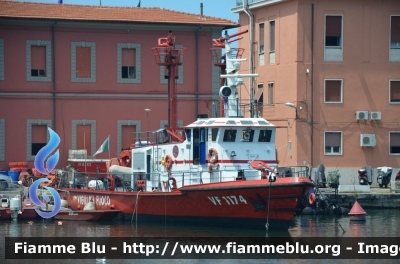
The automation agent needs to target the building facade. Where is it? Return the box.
[232,0,400,184]
[0,2,237,169]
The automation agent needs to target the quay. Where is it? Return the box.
[321,185,400,209]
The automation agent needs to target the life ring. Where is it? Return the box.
[308,193,316,205]
[169,177,177,190]
[163,155,173,174]
[208,148,218,164]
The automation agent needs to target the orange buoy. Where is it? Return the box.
[348,201,366,221]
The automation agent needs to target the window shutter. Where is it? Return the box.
[122,48,136,66]
[259,23,264,49]
[32,125,47,143]
[31,46,46,70]
[391,81,400,101]
[76,125,91,151]
[76,47,91,78]
[325,132,341,147]
[325,80,341,101]
[391,16,400,43]
[326,16,342,37]
[390,133,400,146]
[122,125,136,148]
[269,21,275,51]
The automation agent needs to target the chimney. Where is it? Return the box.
[200,3,203,16]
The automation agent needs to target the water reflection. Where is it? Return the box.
[1,209,400,263]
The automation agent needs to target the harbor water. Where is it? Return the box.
[1,209,399,263]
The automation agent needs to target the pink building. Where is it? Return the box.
[233,0,400,184]
[0,2,237,169]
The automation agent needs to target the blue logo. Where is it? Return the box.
[29,127,61,219]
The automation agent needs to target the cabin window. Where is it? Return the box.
[211,128,218,141]
[258,129,272,142]
[185,129,191,142]
[241,129,254,142]
[223,129,237,142]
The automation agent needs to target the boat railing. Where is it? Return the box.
[276,166,311,178]
[60,166,310,192]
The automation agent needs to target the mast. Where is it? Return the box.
[152,31,186,129]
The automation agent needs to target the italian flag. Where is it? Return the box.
[93,136,109,156]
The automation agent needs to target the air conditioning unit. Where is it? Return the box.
[356,111,368,121]
[370,111,381,120]
[360,134,376,147]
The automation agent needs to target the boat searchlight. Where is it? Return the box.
[231,151,237,157]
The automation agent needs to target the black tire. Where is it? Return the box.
[379,184,383,188]
[0,181,7,191]
[385,184,388,188]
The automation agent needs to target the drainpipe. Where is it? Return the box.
[52,21,57,132]
[311,4,314,169]
[243,0,254,117]
[195,25,202,118]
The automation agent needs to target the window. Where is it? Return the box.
[324,131,342,155]
[71,42,96,82]
[117,43,141,83]
[389,132,400,155]
[76,125,92,154]
[267,82,274,105]
[31,46,46,77]
[390,16,400,62]
[255,83,264,116]
[258,129,272,143]
[211,128,218,142]
[160,44,184,84]
[325,80,343,103]
[259,23,265,66]
[223,129,237,142]
[117,120,141,151]
[0,39,3,81]
[26,40,51,82]
[325,15,343,61]
[26,120,52,161]
[240,129,254,142]
[269,20,275,64]
[390,80,400,103]
[325,16,342,47]
[31,125,47,156]
[72,120,96,156]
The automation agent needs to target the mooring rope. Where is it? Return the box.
[131,190,141,228]
[266,181,271,230]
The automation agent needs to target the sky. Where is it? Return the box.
[18,0,239,24]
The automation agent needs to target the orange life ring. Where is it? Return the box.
[308,193,316,205]
[164,155,173,174]
[208,148,218,164]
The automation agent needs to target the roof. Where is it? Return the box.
[0,1,238,28]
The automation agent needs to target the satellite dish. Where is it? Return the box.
[219,86,232,97]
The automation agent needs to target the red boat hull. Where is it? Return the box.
[54,210,120,221]
[0,207,38,220]
[60,177,313,230]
